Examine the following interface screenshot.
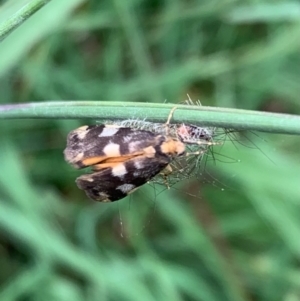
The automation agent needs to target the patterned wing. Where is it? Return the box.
[76,155,170,202]
[64,124,162,168]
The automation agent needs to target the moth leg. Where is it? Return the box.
[185,149,206,157]
[159,164,173,189]
[165,106,178,126]
[164,105,178,136]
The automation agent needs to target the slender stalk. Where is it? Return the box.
[0,101,299,135]
[0,0,51,40]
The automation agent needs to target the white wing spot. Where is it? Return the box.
[116,184,136,193]
[98,127,119,137]
[112,164,127,177]
[133,171,141,177]
[103,142,120,156]
[75,126,89,139]
[128,141,141,153]
[134,159,144,169]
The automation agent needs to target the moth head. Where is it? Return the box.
[160,138,185,157]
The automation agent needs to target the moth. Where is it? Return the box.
[64,124,185,202]
[103,120,217,185]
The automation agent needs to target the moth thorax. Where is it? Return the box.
[177,124,213,142]
[160,138,185,157]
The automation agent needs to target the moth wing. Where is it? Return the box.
[64,125,160,168]
[76,155,170,202]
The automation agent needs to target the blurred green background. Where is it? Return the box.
[0,0,300,300]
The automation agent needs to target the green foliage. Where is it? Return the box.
[0,0,300,301]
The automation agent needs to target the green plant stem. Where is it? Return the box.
[0,101,299,135]
[0,0,51,40]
